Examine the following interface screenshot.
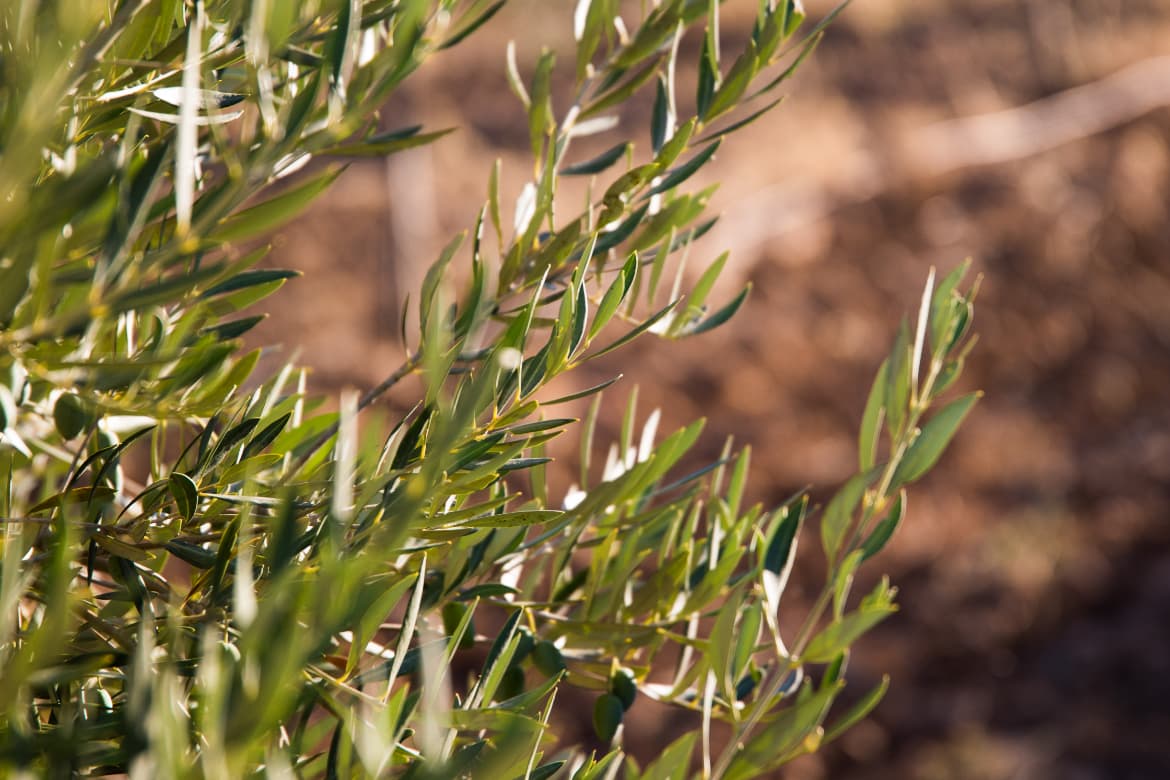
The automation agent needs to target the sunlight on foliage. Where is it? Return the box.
[0,0,977,776]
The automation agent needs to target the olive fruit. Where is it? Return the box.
[53,393,92,439]
[496,664,525,702]
[592,693,624,742]
[609,667,637,711]
[531,640,565,676]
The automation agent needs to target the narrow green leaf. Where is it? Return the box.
[561,142,629,176]
[209,167,344,244]
[202,314,266,341]
[751,30,822,98]
[458,509,562,528]
[823,675,889,744]
[646,139,721,197]
[242,413,292,459]
[612,0,683,69]
[929,260,970,355]
[858,358,887,472]
[885,319,911,436]
[679,283,749,336]
[802,604,896,663]
[440,0,506,50]
[522,760,566,780]
[694,97,783,144]
[506,40,530,109]
[528,50,556,160]
[320,128,454,157]
[892,392,980,486]
[820,471,871,563]
[581,55,664,119]
[544,374,621,405]
[732,602,762,684]
[30,486,115,514]
[641,734,692,780]
[710,584,742,699]
[860,491,904,561]
[200,269,300,299]
[704,40,758,122]
[723,683,840,780]
[656,117,696,168]
[590,254,637,339]
[594,203,651,253]
[164,539,216,569]
[420,232,465,334]
[110,263,228,312]
[651,75,670,154]
[684,251,727,316]
[696,35,716,118]
[832,550,863,620]
[588,299,678,360]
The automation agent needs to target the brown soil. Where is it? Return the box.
[251,1,1170,777]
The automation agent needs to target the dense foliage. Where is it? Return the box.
[0,0,977,777]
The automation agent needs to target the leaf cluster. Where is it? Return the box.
[0,1,978,778]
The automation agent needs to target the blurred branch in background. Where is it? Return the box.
[384,146,440,334]
[716,54,1170,259]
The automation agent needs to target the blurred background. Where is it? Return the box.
[250,1,1170,777]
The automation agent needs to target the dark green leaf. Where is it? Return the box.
[164,539,216,569]
[203,314,266,340]
[646,140,721,197]
[651,75,670,153]
[440,1,506,50]
[561,141,629,176]
[695,97,783,144]
[201,269,300,299]
[697,35,717,118]
[587,299,678,359]
[242,413,292,459]
[860,491,904,561]
[319,128,454,157]
[680,283,750,336]
[582,55,664,119]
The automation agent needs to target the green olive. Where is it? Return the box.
[531,640,565,676]
[592,693,624,742]
[53,393,92,439]
[496,664,525,701]
[609,667,637,711]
